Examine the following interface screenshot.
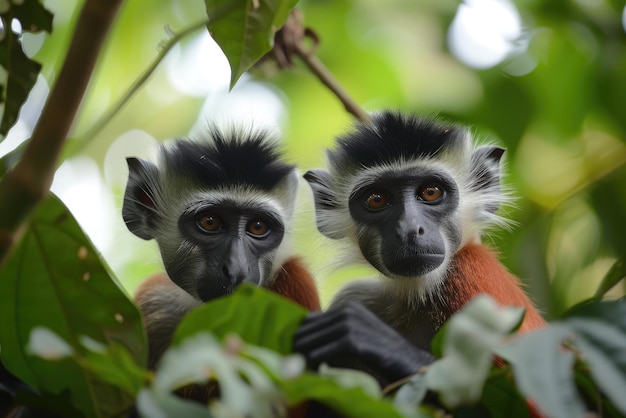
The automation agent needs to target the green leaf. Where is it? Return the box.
[317,364,381,399]
[0,194,147,418]
[495,325,587,418]
[573,359,624,418]
[480,368,530,418]
[204,0,298,89]
[594,258,626,299]
[170,287,403,417]
[144,333,296,417]
[12,388,84,418]
[0,28,41,136]
[172,284,307,354]
[282,373,405,418]
[0,138,28,176]
[0,0,53,137]
[137,388,216,418]
[563,299,626,415]
[393,373,430,417]
[429,321,447,358]
[12,0,54,33]
[426,295,523,408]
[80,342,149,397]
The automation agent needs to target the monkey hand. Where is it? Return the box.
[293,301,434,387]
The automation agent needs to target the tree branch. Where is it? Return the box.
[0,0,124,265]
[65,0,243,159]
[265,10,372,126]
[293,42,372,125]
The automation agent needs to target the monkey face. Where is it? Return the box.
[348,169,461,278]
[169,199,285,301]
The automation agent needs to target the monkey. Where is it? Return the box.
[294,110,546,389]
[122,125,321,370]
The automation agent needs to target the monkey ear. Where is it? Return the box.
[470,146,505,213]
[303,169,345,239]
[123,157,161,240]
[274,169,300,221]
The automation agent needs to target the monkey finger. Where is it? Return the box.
[296,302,373,335]
[301,337,357,367]
[295,311,354,339]
[293,320,355,353]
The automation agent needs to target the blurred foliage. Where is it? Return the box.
[0,0,52,136]
[0,194,146,417]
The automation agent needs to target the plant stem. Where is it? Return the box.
[0,0,123,265]
[70,0,243,157]
[75,20,210,149]
[293,42,372,126]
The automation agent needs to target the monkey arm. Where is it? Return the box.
[293,302,434,387]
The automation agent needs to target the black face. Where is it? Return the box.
[177,201,285,301]
[348,168,460,277]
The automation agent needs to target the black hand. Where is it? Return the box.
[293,302,434,386]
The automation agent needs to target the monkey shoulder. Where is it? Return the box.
[329,278,385,310]
[134,275,201,332]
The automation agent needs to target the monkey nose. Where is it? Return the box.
[222,263,249,284]
[406,226,425,245]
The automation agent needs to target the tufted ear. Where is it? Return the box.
[303,169,345,239]
[122,157,161,240]
[470,146,505,214]
[273,168,300,222]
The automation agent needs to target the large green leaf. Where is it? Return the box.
[0,194,146,418]
[171,286,407,417]
[573,359,624,418]
[0,0,53,137]
[282,373,405,418]
[563,299,626,415]
[204,0,298,89]
[172,284,307,354]
[480,368,530,418]
[426,295,523,408]
[594,258,626,299]
[495,326,587,418]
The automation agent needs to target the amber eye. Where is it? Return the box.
[247,220,270,237]
[418,185,443,202]
[197,214,223,232]
[365,192,390,209]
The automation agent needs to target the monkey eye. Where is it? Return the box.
[196,214,223,232]
[418,184,443,202]
[246,219,270,237]
[365,191,390,210]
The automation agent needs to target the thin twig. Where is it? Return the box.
[74,20,209,149]
[71,0,243,157]
[0,0,123,265]
[293,42,372,126]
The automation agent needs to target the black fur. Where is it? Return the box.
[163,127,294,191]
[329,111,466,171]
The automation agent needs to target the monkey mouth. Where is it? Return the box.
[384,253,444,277]
[196,280,239,302]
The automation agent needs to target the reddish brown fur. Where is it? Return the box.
[445,243,546,332]
[134,272,171,301]
[134,257,320,311]
[268,257,321,311]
